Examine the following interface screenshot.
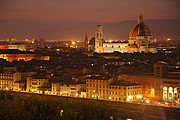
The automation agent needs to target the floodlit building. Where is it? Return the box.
[0,43,27,51]
[0,44,8,49]
[108,81,142,102]
[88,15,156,53]
[86,75,142,102]
[8,43,27,51]
[51,82,86,98]
[0,49,50,62]
[121,62,180,106]
[128,15,156,53]
[26,75,49,93]
[86,75,113,100]
[0,67,27,91]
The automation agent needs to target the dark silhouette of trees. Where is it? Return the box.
[0,91,114,120]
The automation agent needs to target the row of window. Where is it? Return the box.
[105,45,122,48]
[0,86,13,90]
[2,55,35,57]
[127,92,141,95]
[127,86,141,89]
[0,81,13,85]
[87,80,108,83]
[87,84,108,88]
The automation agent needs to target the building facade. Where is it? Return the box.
[26,75,49,93]
[88,15,156,53]
[121,62,180,106]
[0,50,50,62]
[8,44,27,51]
[0,68,27,91]
[51,82,86,98]
[86,75,142,102]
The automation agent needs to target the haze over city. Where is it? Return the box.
[0,0,180,40]
[0,0,180,120]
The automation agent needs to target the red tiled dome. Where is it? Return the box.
[129,15,151,38]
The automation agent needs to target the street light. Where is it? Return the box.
[72,41,75,45]
[59,109,64,116]
[110,116,113,120]
[109,96,112,101]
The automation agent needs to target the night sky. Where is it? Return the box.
[1,0,179,22]
[0,0,179,40]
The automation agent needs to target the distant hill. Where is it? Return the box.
[0,19,179,41]
[104,19,180,41]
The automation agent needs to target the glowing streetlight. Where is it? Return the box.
[137,95,143,99]
[145,100,150,103]
[59,109,64,116]
[72,41,76,45]
[109,96,112,100]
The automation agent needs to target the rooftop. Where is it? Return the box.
[109,80,141,86]
[87,75,112,80]
[0,49,35,54]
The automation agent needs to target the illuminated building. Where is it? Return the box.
[154,62,179,105]
[0,43,27,51]
[88,15,156,53]
[86,76,113,100]
[108,81,142,102]
[88,25,129,53]
[121,62,180,106]
[26,75,49,93]
[86,75,142,102]
[0,67,27,91]
[8,43,27,51]
[128,15,156,53]
[0,49,50,62]
[51,82,86,98]
[0,44,8,49]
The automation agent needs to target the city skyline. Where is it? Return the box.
[0,1,180,119]
[0,0,180,40]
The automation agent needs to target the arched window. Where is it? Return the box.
[163,86,167,100]
[156,67,160,74]
[168,87,173,101]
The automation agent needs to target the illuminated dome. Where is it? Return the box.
[129,15,151,38]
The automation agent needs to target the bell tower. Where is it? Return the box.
[154,62,168,78]
[95,24,104,53]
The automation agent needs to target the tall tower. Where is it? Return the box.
[84,33,89,50]
[95,24,104,53]
[154,62,168,78]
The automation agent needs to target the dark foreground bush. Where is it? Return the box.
[0,93,114,120]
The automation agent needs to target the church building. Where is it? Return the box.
[88,15,157,53]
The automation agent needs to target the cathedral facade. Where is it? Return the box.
[88,15,157,53]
